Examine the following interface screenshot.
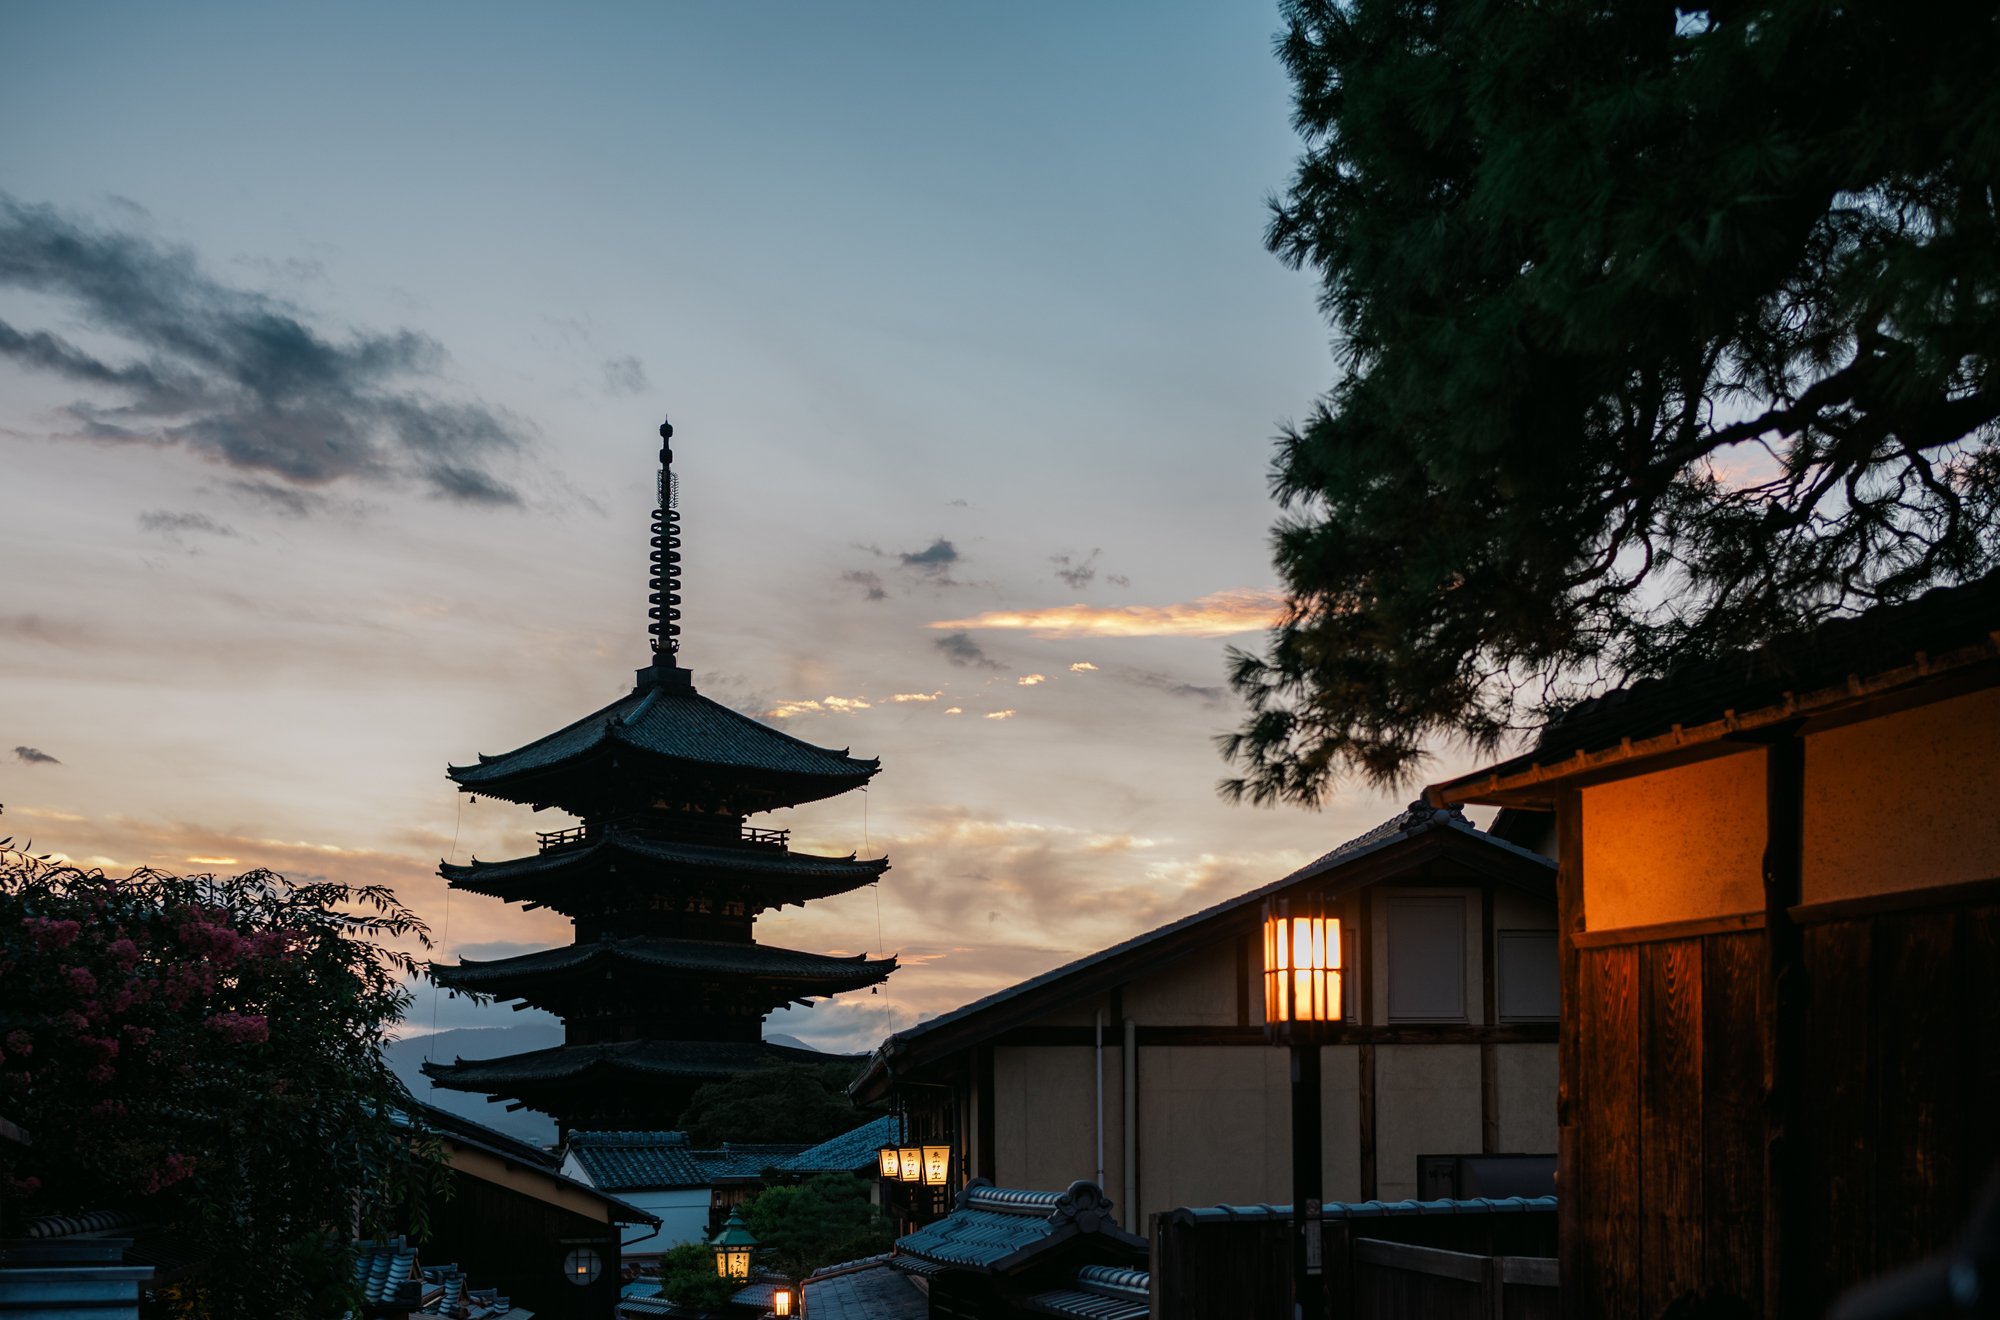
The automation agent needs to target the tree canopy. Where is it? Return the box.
[677,1061,875,1146]
[0,842,437,1319]
[743,1174,895,1282]
[1225,0,2000,803]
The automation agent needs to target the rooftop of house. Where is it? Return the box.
[564,1130,816,1189]
[892,1179,1145,1277]
[1021,1264,1151,1320]
[854,802,1554,1099]
[801,1253,928,1320]
[777,1114,901,1175]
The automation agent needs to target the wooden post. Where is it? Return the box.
[1482,883,1499,1154]
[1359,888,1378,1201]
[1555,787,1584,1320]
[1762,733,1806,1320]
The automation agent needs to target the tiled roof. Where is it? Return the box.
[779,1114,901,1174]
[856,803,1551,1098]
[566,1130,707,1190]
[693,1142,810,1180]
[803,1255,928,1320]
[1160,1195,1559,1227]
[1434,568,2000,797]
[431,936,894,994]
[422,1037,833,1090]
[443,827,888,890]
[1022,1264,1151,1319]
[894,1180,1144,1276]
[353,1237,421,1309]
[729,1279,784,1309]
[448,677,878,797]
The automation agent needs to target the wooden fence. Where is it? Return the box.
[1150,1197,1557,1320]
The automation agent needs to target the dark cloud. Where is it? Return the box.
[934,630,1001,669]
[602,355,648,396]
[947,498,970,508]
[842,569,887,601]
[899,539,959,573]
[13,746,59,765]
[1107,573,1131,588]
[138,510,239,541]
[1119,665,1225,704]
[0,196,529,505]
[0,614,94,646]
[1051,548,1101,590]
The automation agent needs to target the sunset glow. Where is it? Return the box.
[932,589,1287,639]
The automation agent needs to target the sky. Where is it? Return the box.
[0,2,1504,1070]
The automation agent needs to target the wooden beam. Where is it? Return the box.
[1762,731,1806,1320]
[1358,1041,1377,1203]
[1482,883,1498,1154]
[976,1043,996,1183]
[1555,787,1584,1320]
[986,1023,1557,1048]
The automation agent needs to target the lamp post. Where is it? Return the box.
[1264,894,1341,1319]
[711,1208,759,1282]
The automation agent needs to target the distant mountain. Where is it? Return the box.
[383,1025,563,1147]
[762,1033,815,1051]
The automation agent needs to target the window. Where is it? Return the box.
[1387,896,1466,1022]
[1497,930,1559,1022]
[562,1247,602,1287]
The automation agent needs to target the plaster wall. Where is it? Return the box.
[1123,941,1241,1025]
[1373,1044,1483,1202]
[1582,750,1766,930]
[1803,686,2000,903]
[1319,1043,1363,1203]
[1136,1046,1291,1226]
[1494,1043,1559,1154]
[1367,885,1482,1025]
[993,1043,1125,1201]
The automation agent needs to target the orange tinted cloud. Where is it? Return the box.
[931,589,1284,639]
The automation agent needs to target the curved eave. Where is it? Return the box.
[438,837,890,887]
[430,940,897,999]
[420,1039,834,1092]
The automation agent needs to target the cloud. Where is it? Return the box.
[767,695,872,718]
[931,588,1285,639]
[943,706,963,715]
[888,692,942,703]
[1017,674,1046,686]
[138,509,240,544]
[842,569,887,601]
[1050,549,1100,589]
[1070,661,1098,672]
[602,355,648,396]
[0,614,95,647]
[1124,668,1226,704]
[13,746,60,765]
[899,539,959,574]
[933,630,1001,669]
[984,709,1017,720]
[0,196,529,504]
[1107,574,1131,588]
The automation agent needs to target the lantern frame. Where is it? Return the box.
[877,1145,900,1178]
[1262,894,1342,1044]
[897,1146,922,1182]
[710,1207,759,1281]
[773,1283,795,1316]
[922,1144,950,1186]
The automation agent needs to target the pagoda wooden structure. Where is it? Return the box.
[423,419,895,1131]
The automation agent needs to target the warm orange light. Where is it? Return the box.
[922,1145,950,1186]
[897,1147,921,1182]
[773,1285,794,1316]
[878,1146,899,1178]
[1263,896,1340,1040]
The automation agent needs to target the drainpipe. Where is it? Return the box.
[1123,1015,1137,1223]
[1094,1008,1106,1189]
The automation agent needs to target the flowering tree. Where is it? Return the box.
[0,839,438,1318]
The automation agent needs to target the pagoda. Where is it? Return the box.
[422,419,896,1131]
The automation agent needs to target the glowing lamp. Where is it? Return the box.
[922,1144,950,1186]
[711,1208,758,1280]
[773,1283,795,1316]
[897,1147,922,1182]
[877,1145,900,1178]
[1263,894,1340,1042]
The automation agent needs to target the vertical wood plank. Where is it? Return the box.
[1640,938,1704,1316]
[976,1043,996,1182]
[1762,733,1804,1320]
[1359,1041,1377,1202]
[1578,943,1641,1319]
[1871,911,1960,1278]
[1482,883,1498,1155]
[1554,788,1586,1320]
[1960,904,2000,1222]
[1797,918,1872,1316]
[1701,930,1764,1309]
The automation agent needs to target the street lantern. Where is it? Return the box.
[711,1208,758,1281]
[877,1144,900,1178]
[922,1145,950,1186]
[1263,893,1339,1319]
[897,1146,921,1182]
[1263,896,1341,1040]
[772,1282,795,1316]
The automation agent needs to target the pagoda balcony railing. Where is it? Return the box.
[535,822,791,853]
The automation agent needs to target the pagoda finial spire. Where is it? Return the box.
[648,417,682,661]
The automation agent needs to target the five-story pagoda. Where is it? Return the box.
[423,419,895,1132]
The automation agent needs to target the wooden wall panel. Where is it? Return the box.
[1699,930,1763,1308]
[1639,938,1704,1316]
[1798,918,1873,1315]
[1870,911,1961,1275]
[1576,945,1640,1317]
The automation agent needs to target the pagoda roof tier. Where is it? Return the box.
[447,668,878,814]
[430,936,896,1000]
[440,829,888,911]
[420,1037,834,1093]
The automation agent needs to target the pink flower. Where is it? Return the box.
[106,939,140,969]
[22,917,81,950]
[3,1031,29,1057]
[202,1012,269,1045]
[65,967,98,996]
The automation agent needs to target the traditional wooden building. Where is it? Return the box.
[1427,571,2000,1318]
[424,419,896,1131]
[854,804,1560,1228]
